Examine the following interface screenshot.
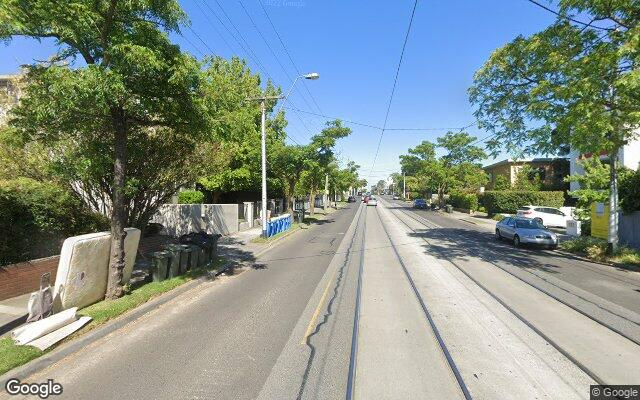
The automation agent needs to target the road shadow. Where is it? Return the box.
[304,217,334,225]
[217,236,258,270]
[407,227,563,275]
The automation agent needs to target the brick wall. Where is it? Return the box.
[0,235,177,301]
[0,256,59,301]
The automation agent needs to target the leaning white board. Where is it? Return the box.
[28,316,92,350]
[122,228,141,284]
[52,228,141,312]
[13,307,78,345]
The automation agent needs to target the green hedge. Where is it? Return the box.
[449,192,479,211]
[178,189,204,204]
[481,190,565,215]
[620,168,640,214]
[0,178,109,266]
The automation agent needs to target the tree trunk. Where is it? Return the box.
[106,109,128,299]
[323,174,328,212]
[607,149,619,254]
[286,179,295,214]
[309,188,316,216]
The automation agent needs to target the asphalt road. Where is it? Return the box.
[5,204,360,400]
[5,198,637,399]
[385,196,640,345]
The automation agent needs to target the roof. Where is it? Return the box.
[482,157,568,170]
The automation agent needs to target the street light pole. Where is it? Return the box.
[248,72,319,238]
[260,98,268,238]
[403,172,406,199]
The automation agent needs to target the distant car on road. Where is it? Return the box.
[347,196,356,203]
[413,199,427,209]
[392,195,400,200]
[516,206,573,228]
[495,216,558,249]
[367,196,378,206]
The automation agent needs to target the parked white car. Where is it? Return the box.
[516,206,573,228]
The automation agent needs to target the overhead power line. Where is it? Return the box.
[369,0,419,179]
[193,0,235,54]
[283,106,475,133]
[524,0,612,31]
[179,31,205,57]
[185,25,217,56]
[237,1,324,133]
[258,0,324,115]
[194,0,317,143]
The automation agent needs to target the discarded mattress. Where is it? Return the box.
[12,307,91,350]
[52,228,141,312]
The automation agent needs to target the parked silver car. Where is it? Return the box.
[495,216,558,249]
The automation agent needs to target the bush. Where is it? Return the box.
[492,213,509,221]
[481,190,565,215]
[178,189,204,204]
[449,192,479,211]
[560,236,640,266]
[0,178,109,266]
[619,168,640,214]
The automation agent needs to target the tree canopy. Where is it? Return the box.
[399,131,487,204]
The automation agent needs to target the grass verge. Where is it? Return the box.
[0,256,226,376]
[560,236,640,267]
[0,338,43,376]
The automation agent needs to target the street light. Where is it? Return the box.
[250,72,319,238]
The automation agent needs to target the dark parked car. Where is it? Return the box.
[413,199,427,209]
[347,196,356,203]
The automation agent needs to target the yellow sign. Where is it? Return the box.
[590,202,609,239]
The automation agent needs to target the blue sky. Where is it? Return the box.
[0,0,558,185]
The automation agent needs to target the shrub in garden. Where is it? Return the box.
[178,189,205,204]
[0,178,109,265]
[449,191,479,211]
[481,190,565,215]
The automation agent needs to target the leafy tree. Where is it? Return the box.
[493,175,511,190]
[469,1,640,251]
[375,180,386,194]
[389,172,404,196]
[299,120,351,215]
[1,0,211,298]
[271,144,308,213]
[400,131,487,205]
[566,157,634,218]
[513,165,542,191]
[178,190,204,204]
[619,168,640,214]
[197,67,285,202]
[329,161,360,200]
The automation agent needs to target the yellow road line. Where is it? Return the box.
[301,268,339,344]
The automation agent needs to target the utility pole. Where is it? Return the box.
[324,173,329,212]
[251,95,281,238]
[246,93,282,238]
[246,73,319,238]
[403,172,406,199]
